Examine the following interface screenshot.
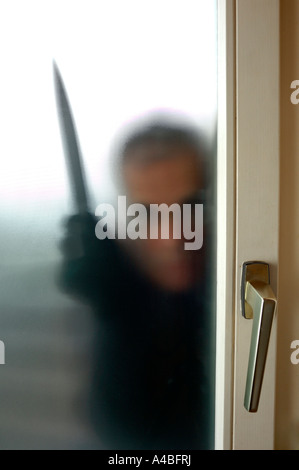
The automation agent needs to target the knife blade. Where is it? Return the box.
[53,60,90,214]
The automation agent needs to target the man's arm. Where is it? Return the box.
[57,212,105,305]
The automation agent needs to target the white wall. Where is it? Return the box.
[275,0,299,450]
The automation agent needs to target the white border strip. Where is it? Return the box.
[215,0,236,450]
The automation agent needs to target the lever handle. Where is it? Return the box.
[241,262,277,412]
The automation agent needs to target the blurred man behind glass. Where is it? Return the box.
[59,115,214,450]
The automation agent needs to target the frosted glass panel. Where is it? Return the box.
[0,0,217,450]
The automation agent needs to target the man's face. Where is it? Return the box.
[122,142,205,292]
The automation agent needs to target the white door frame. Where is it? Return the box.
[215,0,235,451]
[216,0,280,450]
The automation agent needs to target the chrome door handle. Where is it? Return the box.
[241,261,277,412]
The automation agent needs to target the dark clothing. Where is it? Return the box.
[59,215,214,450]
